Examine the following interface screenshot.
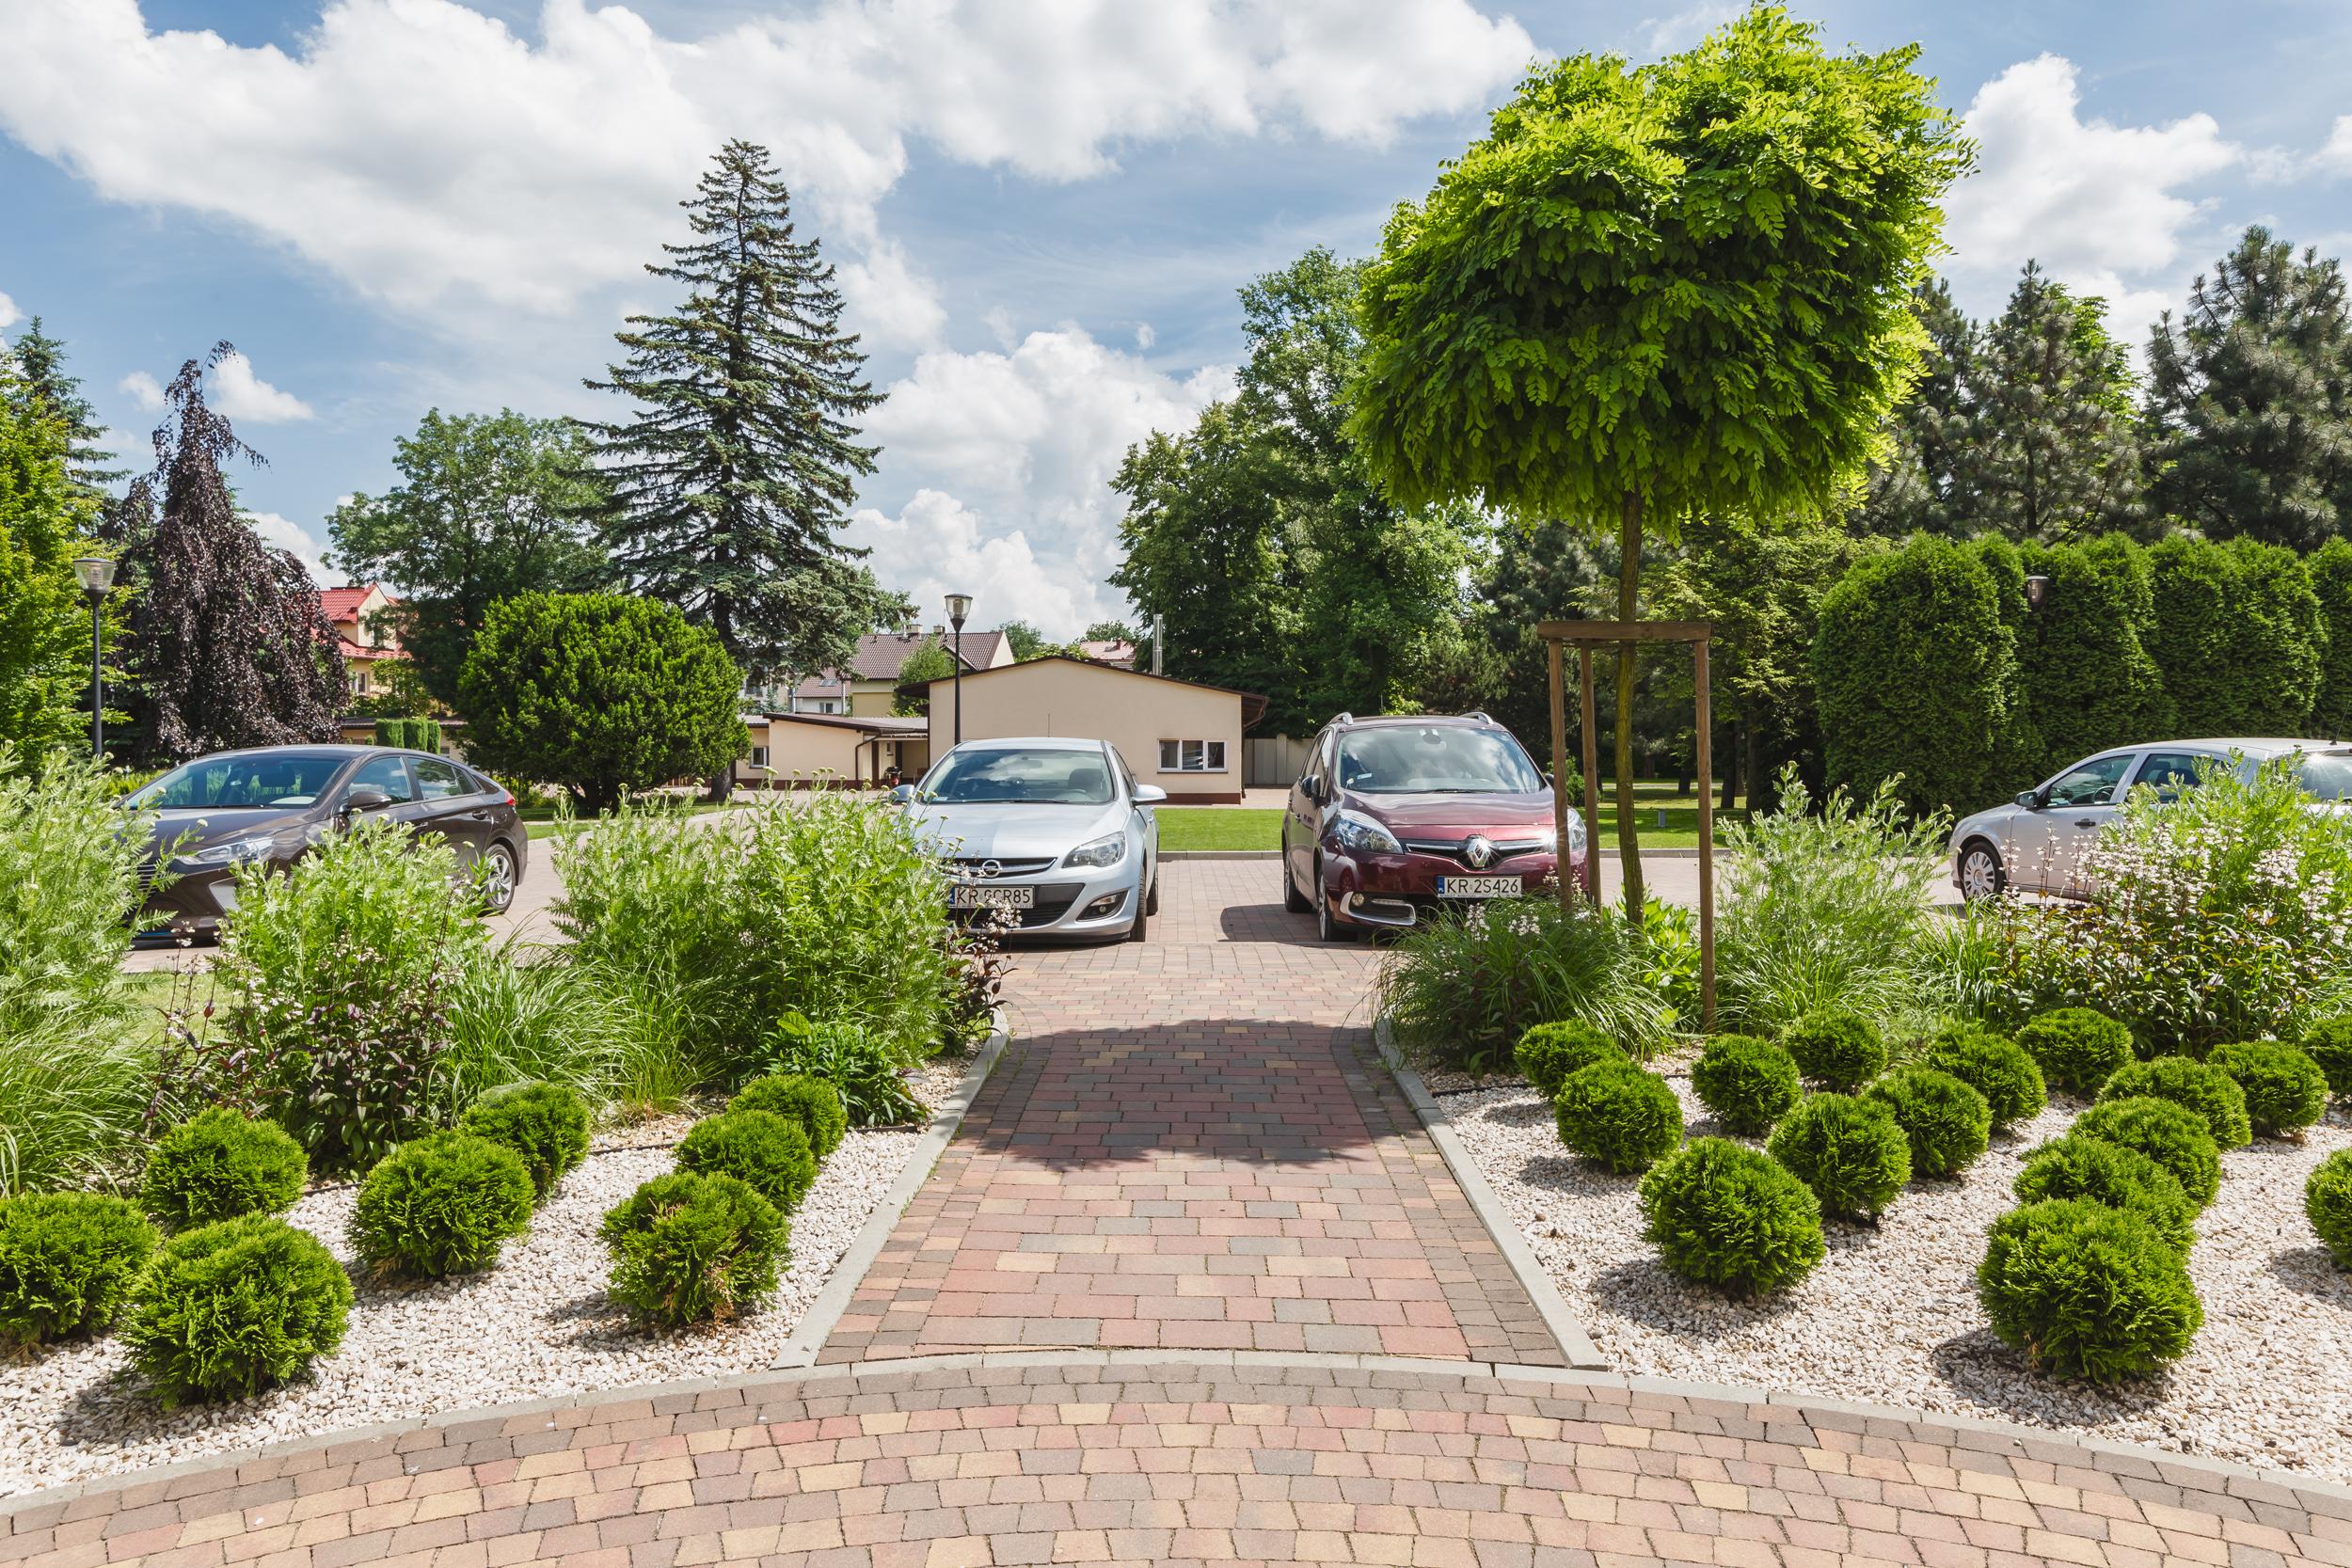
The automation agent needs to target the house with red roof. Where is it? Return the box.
[320,583,405,700]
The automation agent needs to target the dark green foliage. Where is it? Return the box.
[8,317,123,490]
[601,1171,787,1328]
[2312,541,2352,739]
[727,1073,847,1160]
[1779,1010,1886,1092]
[762,1013,925,1128]
[2008,536,2169,779]
[1921,1028,2047,1129]
[2206,1041,2329,1138]
[2072,1098,2221,1209]
[675,1110,817,1212]
[2307,1149,2352,1269]
[349,1133,533,1279]
[140,1107,308,1227]
[2144,535,2323,736]
[0,1192,157,1345]
[2301,1017,2352,1100]
[2017,1007,2133,1095]
[2014,1135,2198,1255]
[1765,1093,1911,1219]
[1864,1067,1992,1178]
[2097,1058,2251,1149]
[1690,1036,1803,1136]
[1516,1021,1625,1099]
[1977,1199,2203,1382]
[458,1082,594,1199]
[1377,895,1665,1070]
[119,1215,353,1406]
[1552,1061,1683,1176]
[1638,1138,1826,1298]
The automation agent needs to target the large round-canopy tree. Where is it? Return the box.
[1350,8,1971,912]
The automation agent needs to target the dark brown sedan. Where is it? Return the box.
[121,745,527,936]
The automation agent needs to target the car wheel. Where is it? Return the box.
[1315,862,1348,942]
[1283,855,1311,912]
[1145,871,1160,916]
[1126,885,1149,943]
[479,841,519,915]
[1958,840,2005,903]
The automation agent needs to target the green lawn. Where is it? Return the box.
[1157,784,1747,853]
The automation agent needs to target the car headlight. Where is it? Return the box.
[1327,809,1402,855]
[181,833,278,867]
[1063,832,1127,869]
[1562,813,1586,853]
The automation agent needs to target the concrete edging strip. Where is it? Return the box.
[1373,1015,1611,1372]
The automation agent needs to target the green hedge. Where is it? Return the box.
[2010,536,2170,779]
[2146,535,2322,737]
[2312,540,2352,740]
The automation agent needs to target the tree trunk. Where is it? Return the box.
[1615,491,1644,920]
[1743,721,1765,814]
[706,767,735,805]
[1720,717,1740,812]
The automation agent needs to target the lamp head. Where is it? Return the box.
[2024,574,2052,611]
[72,556,117,596]
[944,592,972,629]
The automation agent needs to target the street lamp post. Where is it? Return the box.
[71,556,117,759]
[944,593,972,745]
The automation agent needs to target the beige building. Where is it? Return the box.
[766,627,1015,717]
[738,711,930,788]
[922,656,1263,804]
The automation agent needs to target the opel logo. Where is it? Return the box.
[1464,835,1494,869]
[977,860,1001,879]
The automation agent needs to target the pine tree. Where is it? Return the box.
[1860,278,1975,536]
[2144,227,2352,548]
[6,317,122,492]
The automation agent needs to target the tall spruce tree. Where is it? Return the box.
[6,317,122,493]
[1859,278,1974,536]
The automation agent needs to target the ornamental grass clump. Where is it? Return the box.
[675,1109,818,1212]
[2206,1041,2329,1139]
[2307,1149,2352,1270]
[119,1215,353,1407]
[2072,1098,2221,1210]
[2303,1017,2352,1100]
[728,1073,849,1158]
[1638,1137,1825,1298]
[457,1082,593,1199]
[1516,1020,1624,1099]
[139,1107,308,1228]
[1920,1027,2047,1129]
[1689,1036,1802,1136]
[1553,1061,1682,1175]
[1765,1094,1911,1220]
[0,1192,158,1346]
[2016,1007,2133,1096]
[2096,1058,2251,1149]
[2013,1135,2198,1255]
[1864,1067,1992,1179]
[349,1132,534,1279]
[1977,1199,2202,1383]
[1779,1010,1885,1093]
[602,1171,787,1328]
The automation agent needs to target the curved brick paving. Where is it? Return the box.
[10,863,2352,1566]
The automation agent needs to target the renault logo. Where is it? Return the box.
[977,860,1001,879]
[1464,835,1494,869]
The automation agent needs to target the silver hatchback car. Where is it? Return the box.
[1948,736,2352,901]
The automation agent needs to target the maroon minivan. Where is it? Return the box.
[1280,713,1584,939]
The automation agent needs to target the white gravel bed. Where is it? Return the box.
[1449,1070,2352,1483]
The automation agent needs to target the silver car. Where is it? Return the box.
[1949,736,2352,901]
[892,737,1165,942]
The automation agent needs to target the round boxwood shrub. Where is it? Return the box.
[349,1132,535,1280]
[1515,1021,1624,1099]
[1553,1060,1683,1175]
[728,1073,849,1160]
[2072,1098,2221,1210]
[119,1215,353,1406]
[1779,1011,1886,1092]
[1976,1199,2203,1383]
[0,1192,159,1346]
[2016,1007,2133,1096]
[1864,1067,1993,1179]
[2307,1148,2352,1270]
[1690,1035,1803,1136]
[139,1107,308,1227]
[2013,1135,2198,1255]
[2206,1041,2329,1139]
[602,1171,787,1328]
[1638,1137,1825,1298]
[675,1109,818,1212]
[1764,1094,1911,1220]
[1920,1029,2047,1129]
[2301,1017,2352,1100]
[2096,1057,2251,1149]
[457,1083,593,1199]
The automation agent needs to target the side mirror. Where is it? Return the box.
[1301,777,1324,804]
[2015,789,2042,810]
[1134,784,1168,805]
[343,787,393,815]
[887,784,916,805]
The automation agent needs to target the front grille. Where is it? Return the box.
[135,860,159,895]
[947,855,1057,879]
[1398,836,1550,866]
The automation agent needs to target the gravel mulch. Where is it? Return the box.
[1448,1068,2352,1484]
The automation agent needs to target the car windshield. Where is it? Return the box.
[2299,752,2352,802]
[125,752,348,811]
[1336,727,1543,794]
[921,748,1115,805]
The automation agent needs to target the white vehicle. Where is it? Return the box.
[1948,736,2352,902]
[892,737,1165,942]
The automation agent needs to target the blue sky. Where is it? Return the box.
[4,0,2349,636]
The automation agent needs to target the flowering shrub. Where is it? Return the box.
[1380,895,1666,1072]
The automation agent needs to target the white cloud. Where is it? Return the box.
[119,370,164,411]
[1638,3,1736,55]
[0,292,18,331]
[208,352,314,424]
[2319,115,2352,176]
[244,510,333,586]
[1134,322,1155,350]
[835,239,946,351]
[849,490,1097,636]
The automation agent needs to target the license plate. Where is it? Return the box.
[950,884,1035,910]
[1437,875,1521,898]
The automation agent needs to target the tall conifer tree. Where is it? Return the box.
[6,317,122,492]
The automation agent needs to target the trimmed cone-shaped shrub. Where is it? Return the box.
[675,1110,818,1212]
[602,1171,787,1327]
[0,1193,158,1346]
[1780,1011,1886,1092]
[139,1108,308,1228]
[1516,1021,1625,1099]
[1765,1094,1911,1220]
[119,1215,353,1406]
[457,1083,593,1198]
[1639,1137,1825,1298]
[2072,1098,2221,1209]
[1921,1029,2047,1129]
[2206,1041,2328,1139]
[1690,1036,1803,1136]
[1864,1067,1992,1179]
[349,1132,535,1279]
[2016,1007,2133,1095]
[728,1073,849,1159]
[2308,1149,2352,1270]
[2097,1058,2251,1149]
[2014,1135,2198,1255]
[1554,1061,1683,1175]
[1977,1199,2202,1383]
[2302,1017,2352,1100]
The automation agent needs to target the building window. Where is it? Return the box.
[1158,739,1228,773]
[749,746,769,768]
